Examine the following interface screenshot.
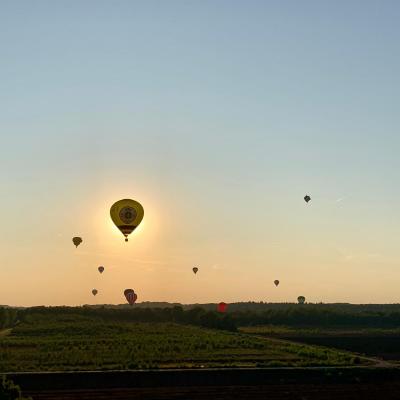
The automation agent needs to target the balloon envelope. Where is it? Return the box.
[110,199,144,242]
[217,302,228,313]
[274,280,279,287]
[124,288,137,305]
[297,296,305,304]
[193,267,198,274]
[72,237,82,247]
[304,195,311,203]
[98,266,104,274]
[92,289,98,296]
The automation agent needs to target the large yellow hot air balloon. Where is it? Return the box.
[110,199,144,242]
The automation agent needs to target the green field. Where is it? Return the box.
[241,325,400,362]
[0,312,360,372]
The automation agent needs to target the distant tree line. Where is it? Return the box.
[19,306,238,332]
[190,302,400,314]
[231,307,400,328]
[13,303,400,330]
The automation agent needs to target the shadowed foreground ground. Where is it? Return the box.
[9,367,400,400]
[22,384,400,400]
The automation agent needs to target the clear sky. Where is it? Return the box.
[1,1,400,306]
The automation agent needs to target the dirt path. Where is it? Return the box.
[0,328,12,337]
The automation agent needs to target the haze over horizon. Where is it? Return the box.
[1,1,400,306]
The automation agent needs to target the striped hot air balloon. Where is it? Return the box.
[297,296,306,304]
[124,289,137,305]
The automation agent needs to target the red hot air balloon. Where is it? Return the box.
[217,302,228,313]
[124,289,137,305]
[98,266,104,274]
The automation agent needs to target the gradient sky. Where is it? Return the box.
[1,1,400,306]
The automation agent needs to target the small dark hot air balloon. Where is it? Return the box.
[304,195,311,203]
[92,289,98,296]
[98,266,104,274]
[110,199,144,242]
[274,280,279,287]
[124,289,137,305]
[193,267,199,274]
[297,296,305,304]
[72,237,82,248]
[217,302,228,313]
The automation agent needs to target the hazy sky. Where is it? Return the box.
[1,1,400,306]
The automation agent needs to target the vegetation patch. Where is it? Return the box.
[0,311,358,372]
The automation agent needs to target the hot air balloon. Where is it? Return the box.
[274,280,279,287]
[92,289,98,296]
[72,237,82,248]
[217,302,228,313]
[297,296,305,304]
[124,289,137,305]
[304,195,311,203]
[98,266,104,274]
[193,267,199,274]
[110,199,144,242]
